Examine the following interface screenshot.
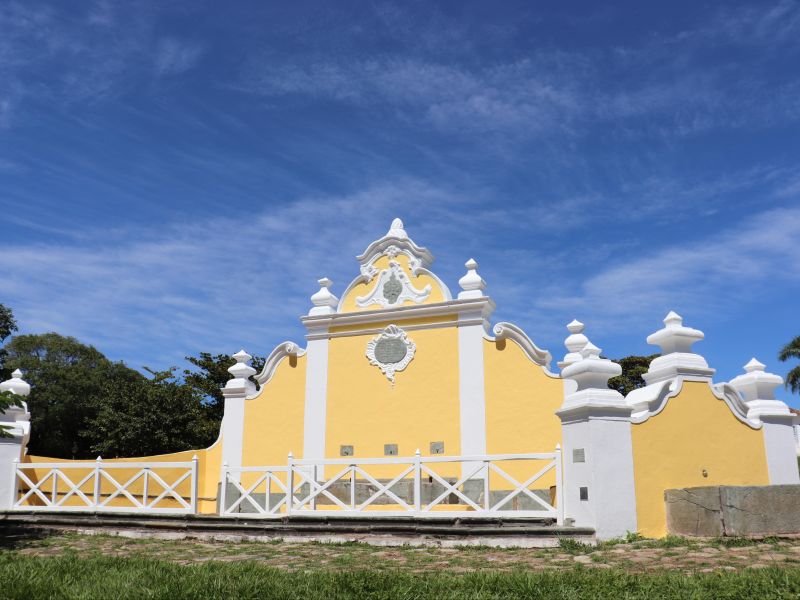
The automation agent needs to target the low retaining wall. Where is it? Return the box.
[666,484,800,537]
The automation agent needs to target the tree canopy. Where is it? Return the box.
[778,335,800,394]
[1,323,263,459]
[607,354,659,396]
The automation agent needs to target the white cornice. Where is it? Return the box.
[302,297,495,335]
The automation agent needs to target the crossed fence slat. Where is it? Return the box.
[10,458,198,515]
[220,449,564,523]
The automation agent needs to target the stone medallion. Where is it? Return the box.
[366,325,416,383]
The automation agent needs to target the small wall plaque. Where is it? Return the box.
[573,448,586,463]
[340,445,354,457]
[430,441,444,455]
[384,444,398,456]
[579,487,589,501]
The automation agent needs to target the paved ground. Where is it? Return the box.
[6,532,800,574]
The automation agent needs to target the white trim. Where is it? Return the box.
[304,297,493,334]
[761,419,800,484]
[458,311,488,478]
[305,317,486,341]
[490,322,552,369]
[302,334,330,463]
[254,342,306,387]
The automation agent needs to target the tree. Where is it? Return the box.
[183,352,265,425]
[1,333,138,458]
[607,354,659,396]
[0,302,19,381]
[779,335,800,394]
[85,368,215,458]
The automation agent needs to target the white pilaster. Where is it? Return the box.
[457,260,493,477]
[221,350,256,477]
[729,358,799,484]
[557,337,638,540]
[302,278,338,462]
[0,369,31,510]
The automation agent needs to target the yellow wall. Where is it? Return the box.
[483,338,563,489]
[339,254,448,312]
[325,320,461,478]
[241,353,307,478]
[631,381,770,537]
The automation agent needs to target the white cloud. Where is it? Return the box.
[154,38,204,76]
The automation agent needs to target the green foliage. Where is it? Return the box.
[608,354,659,396]
[778,335,800,394]
[85,367,216,457]
[183,352,265,425]
[1,554,799,599]
[0,302,19,381]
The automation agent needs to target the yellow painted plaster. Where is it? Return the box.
[325,321,460,478]
[483,338,562,490]
[241,353,306,487]
[339,254,447,313]
[631,381,769,538]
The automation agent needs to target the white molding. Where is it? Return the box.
[625,377,760,429]
[356,260,432,309]
[253,341,306,387]
[365,325,416,383]
[304,297,494,334]
[486,321,555,375]
[306,317,486,341]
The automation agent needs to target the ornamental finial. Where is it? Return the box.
[458,258,486,299]
[558,319,587,369]
[309,277,339,315]
[387,218,408,239]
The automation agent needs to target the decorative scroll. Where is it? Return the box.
[356,260,431,309]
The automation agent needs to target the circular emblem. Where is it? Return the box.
[374,337,408,364]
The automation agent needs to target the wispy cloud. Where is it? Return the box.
[154,38,204,76]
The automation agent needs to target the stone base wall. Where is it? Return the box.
[666,485,800,537]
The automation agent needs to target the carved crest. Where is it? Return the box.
[356,260,431,308]
[365,325,416,383]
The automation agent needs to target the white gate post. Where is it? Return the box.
[555,326,638,540]
[221,351,256,484]
[0,370,31,510]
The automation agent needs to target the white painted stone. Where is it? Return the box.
[729,358,799,484]
[309,278,339,316]
[302,330,330,464]
[643,311,715,384]
[458,301,490,478]
[221,350,257,478]
[458,259,486,300]
[557,333,637,540]
[0,370,31,510]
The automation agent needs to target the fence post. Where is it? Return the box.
[483,460,490,511]
[191,455,199,514]
[286,452,294,516]
[142,467,149,508]
[8,458,18,509]
[555,444,564,526]
[93,456,102,508]
[350,465,356,510]
[413,449,421,514]
[219,461,228,516]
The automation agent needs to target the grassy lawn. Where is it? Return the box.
[2,533,800,598]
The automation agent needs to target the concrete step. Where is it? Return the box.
[0,511,595,548]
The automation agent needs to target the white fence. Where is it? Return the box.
[9,457,198,515]
[221,449,563,523]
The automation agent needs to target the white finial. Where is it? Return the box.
[560,333,622,393]
[643,311,714,384]
[227,350,256,380]
[729,358,789,421]
[309,277,339,316]
[559,319,588,369]
[458,258,486,299]
[743,358,765,373]
[0,369,31,397]
[387,218,408,239]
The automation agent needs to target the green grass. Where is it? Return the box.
[1,553,800,599]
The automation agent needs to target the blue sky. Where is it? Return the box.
[1,1,799,403]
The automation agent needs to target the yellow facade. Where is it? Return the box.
[631,381,770,537]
